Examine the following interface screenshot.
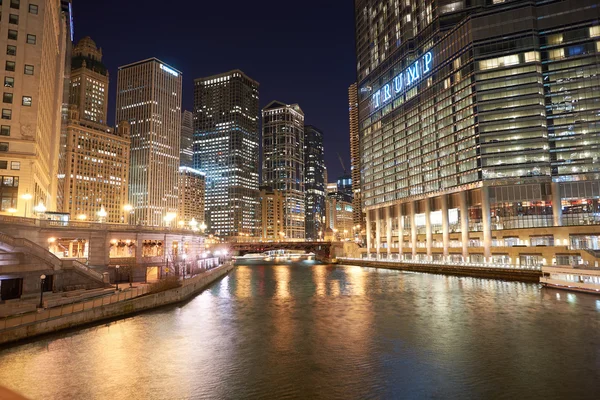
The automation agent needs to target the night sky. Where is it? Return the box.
[74,0,356,181]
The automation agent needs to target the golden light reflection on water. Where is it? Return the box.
[274,265,291,299]
[345,265,366,296]
[313,264,327,296]
[235,266,253,298]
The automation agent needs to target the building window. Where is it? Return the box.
[2,109,12,120]
[3,93,12,104]
[10,161,19,170]
[21,96,31,106]
[6,45,16,56]
[5,61,15,72]
[4,77,14,88]
[10,0,19,9]
[26,34,36,45]
[24,65,34,75]
[0,142,8,151]
[0,161,7,169]
[9,14,18,25]
[29,4,38,14]
[0,125,10,136]
[7,30,17,41]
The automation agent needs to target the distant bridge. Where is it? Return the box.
[229,241,333,260]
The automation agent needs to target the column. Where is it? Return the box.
[397,203,403,258]
[551,181,562,227]
[459,191,469,262]
[481,186,492,262]
[386,206,392,257]
[365,211,371,255]
[410,201,417,258]
[441,194,449,259]
[425,199,432,260]
[375,210,381,258]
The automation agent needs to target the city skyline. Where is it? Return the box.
[72,0,355,180]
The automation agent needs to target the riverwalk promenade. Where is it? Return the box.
[0,263,234,345]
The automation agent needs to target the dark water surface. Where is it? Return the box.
[0,264,599,400]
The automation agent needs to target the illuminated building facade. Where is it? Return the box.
[69,37,108,124]
[357,0,600,266]
[180,110,193,168]
[116,58,182,226]
[262,101,305,240]
[349,82,364,228]
[259,185,285,241]
[194,70,260,238]
[0,0,67,215]
[325,195,354,241]
[304,125,325,240]
[178,166,205,226]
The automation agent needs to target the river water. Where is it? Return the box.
[0,264,599,399]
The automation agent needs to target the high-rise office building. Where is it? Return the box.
[262,101,305,240]
[304,125,325,241]
[356,0,600,266]
[59,37,130,223]
[348,82,364,228]
[178,166,205,226]
[68,37,108,124]
[336,174,353,203]
[116,58,182,226]
[259,185,285,241]
[325,195,354,241]
[0,0,68,215]
[180,110,193,168]
[194,70,259,238]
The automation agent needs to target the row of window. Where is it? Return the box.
[3,93,31,105]
[6,62,34,74]
[0,160,19,170]
[7,29,36,44]
[3,0,39,14]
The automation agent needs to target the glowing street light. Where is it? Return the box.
[189,218,199,231]
[21,192,32,217]
[7,208,17,215]
[77,214,87,221]
[33,201,46,218]
[199,222,207,233]
[97,206,107,223]
[123,204,133,225]
[163,212,177,227]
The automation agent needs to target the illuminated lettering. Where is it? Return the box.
[160,64,179,77]
[372,52,435,111]
[383,84,392,102]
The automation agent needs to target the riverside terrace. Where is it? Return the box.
[0,215,221,302]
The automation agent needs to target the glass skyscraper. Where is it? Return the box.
[193,70,260,238]
[304,125,325,240]
[356,0,600,265]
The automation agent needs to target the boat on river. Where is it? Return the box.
[540,265,600,294]
[233,250,315,264]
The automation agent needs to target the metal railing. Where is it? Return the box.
[337,256,543,271]
[0,232,62,268]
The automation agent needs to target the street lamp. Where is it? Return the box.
[163,212,176,228]
[33,201,46,218]
[123,204,133,225]
[189,218,198,231]
[199,222,207,233]
[97,206,107,223]
[21,192,32,217]
[39,274,46,308]
[115,265,120,291]
[7,208,17,215]
[77,214,87,221]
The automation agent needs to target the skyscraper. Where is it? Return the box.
[348,82,363,228]
[69,37,108,124]
[259,185,285,241]
[59,37,130,223]
[262,101,305,240]
[116,58,182,226]
[194,70,259,238]
[304,125,325,240]
[178,166,205,226]
[0,0,68,215]
[180,110,193,168]
[356,0,600,265]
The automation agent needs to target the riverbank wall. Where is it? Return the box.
[0,263,235,345]
[337,258,541,282]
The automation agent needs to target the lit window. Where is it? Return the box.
[24,64,34,75]
[29,4,38,14]
[5,61,15,72]
[4,77,14,88]
[0,126,10,136]
[3,93,13,104]
[6,45,16,56]
[22,96,31,106]
[2,109,12,120]
[26,34,36,45]
[11,161,19,170]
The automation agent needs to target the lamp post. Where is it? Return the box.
[7,208,17,216]
[115,265,120,291]
[21,192,32,217]
[200,222,207,234]
[39,274,46,308]
[163,212,176,228]
[97,206,107,223]
[33,201,46,219]
[123,204,133,225]
[189,218,199,231]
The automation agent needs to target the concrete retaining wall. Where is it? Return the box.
[0,263,235,345]
[339,259,541,282]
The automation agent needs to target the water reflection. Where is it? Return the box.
[0,264,599,400]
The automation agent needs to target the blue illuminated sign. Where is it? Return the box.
[372,51,433,110]
[160,64,179,77]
